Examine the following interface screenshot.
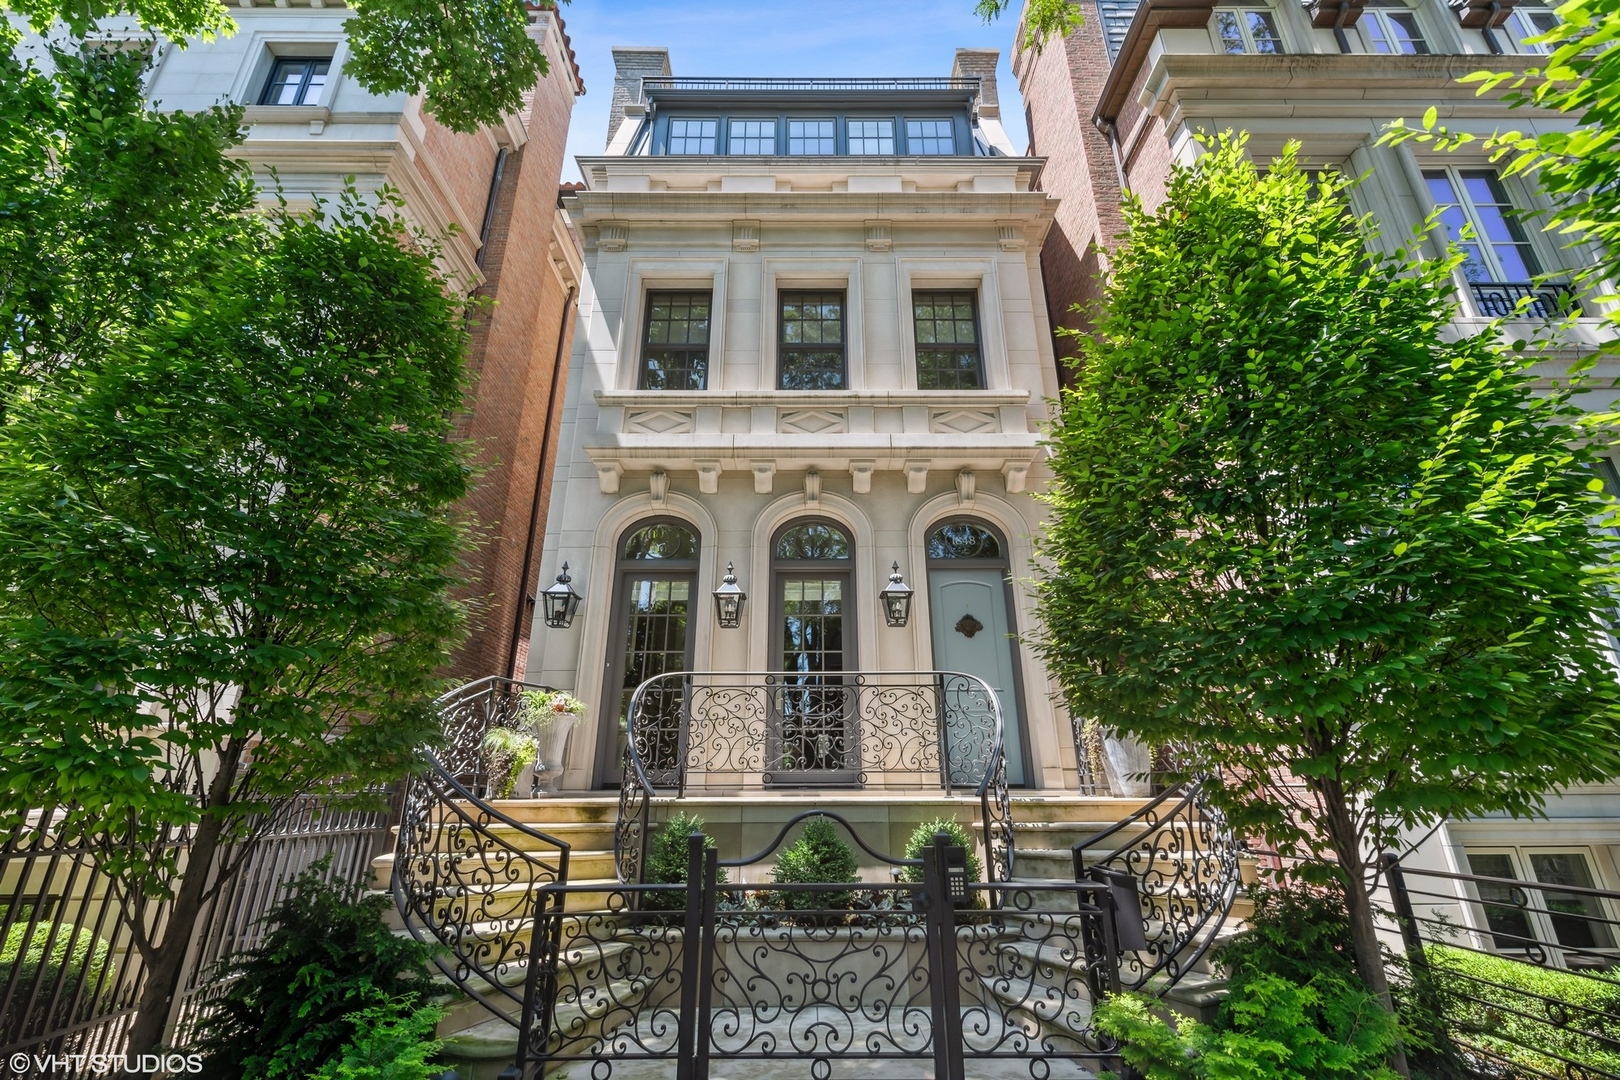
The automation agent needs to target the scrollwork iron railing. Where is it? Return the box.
[392,678,572,1026]
[613,671,1014,887]
[1071,778,1242,995]
[1468,281,1577,320]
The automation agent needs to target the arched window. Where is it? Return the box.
[770,519,856,782]
[598,519,699,786]
[926,521,1003,561]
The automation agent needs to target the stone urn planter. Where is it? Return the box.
[531,712,578,796]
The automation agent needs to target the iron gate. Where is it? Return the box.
[514,812,1136,1080]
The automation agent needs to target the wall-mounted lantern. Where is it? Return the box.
[540,562,582,629]
[713,562,746,628]
[880,562,914,628]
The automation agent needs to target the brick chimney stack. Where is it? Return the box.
[952,48,1000,118]
[609,46,672,146]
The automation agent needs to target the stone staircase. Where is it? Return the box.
[378,790,1248,1078]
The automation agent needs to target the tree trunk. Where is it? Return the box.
[1318,779,1412,1078]
[123,809,226,1067]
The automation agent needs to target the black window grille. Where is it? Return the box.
[260,56,331,106]
[779,291,846,390]
[639,291,713,390]
[913,291,984,389]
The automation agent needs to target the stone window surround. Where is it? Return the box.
[614,259,731,392]
[229,29,349,112]
[761,258,866,392]
[1353,0,1438,54]
[895,259,1010,392]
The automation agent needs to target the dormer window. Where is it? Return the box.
[1360,4,1429,54]
[848,119,895,155]
[905,120,955,154]
[668,119,718,154]
[1213,8,1284,53]
[728,119,775,154]
[260,56,331,106]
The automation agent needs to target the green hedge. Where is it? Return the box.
[0,922,113,1035]
[772,818,858,914]
[898,818,982,885]
[642,812,725,911]
[1426,944,1620,1078]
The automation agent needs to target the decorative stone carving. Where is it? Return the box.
[779,409,847,434]
[627,409,695,434]
[864,221,892,252]
[956,468,976,507]
[804,468,821,506]
[732,220,760,252]
[905,461,930,495]
[931,409,998,434]
[752,461,776,495]
[1002,461,1029,495]
[598,223,628,252]
[697,461,721,494]
[997,223,1025,252]
[596,462,623,494]
[649,469,669,507]
[849,461,875,495]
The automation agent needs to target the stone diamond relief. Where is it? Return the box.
[931,409,998,434]
[779,409,847,435]
[627,409,695,435]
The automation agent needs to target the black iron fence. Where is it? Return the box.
[1384,854,1620,1080]
[615,671,1015,886]
[516,811,1143,1080]
[0,794,389,1070]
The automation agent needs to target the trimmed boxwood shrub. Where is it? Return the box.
[898,818,982,885]
[642,811,725,911]
[1426,943,1620,1078]
[772,818,859,914]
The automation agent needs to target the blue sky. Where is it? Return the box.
[556,1,1031,181]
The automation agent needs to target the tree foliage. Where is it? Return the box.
[976,0,1083,50]
[1034,134,1620,1008]
[0,38,470,1053]
[1384,0,1620,339]
[3,0,558,134]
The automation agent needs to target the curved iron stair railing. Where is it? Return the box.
[612,670,1015,887]
[1073,777,1243,996]
[392,677,572,1026]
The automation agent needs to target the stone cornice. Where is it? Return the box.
[1094,0,1222,126]
[565,191,1055,223]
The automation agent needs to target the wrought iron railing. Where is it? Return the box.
[1384,854,1620,1079]
[613,671,1014,887]
[518,813,1142,1080]
[391,677,571,1026]
[1468,280,1578,319]
[1071,778,1243,995]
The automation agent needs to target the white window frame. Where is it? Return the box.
[1358,4,1431,54]
[1504,4,1560,54]
[1462,846,1620,969]
[1423,165,1546,283]
[1210,7,1286,54]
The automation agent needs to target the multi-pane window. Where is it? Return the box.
[1505,4,1559,52]
[1465,850,1617,960]
[639,291,713,390]
[778,292,846,390]
[773,521,854,779]
[913,291,984,390]
[668,119,718,154]
[1361,6,1429,53]
[788,119,836,155]
[260,57,331,106]
[727,119,775,154]
[1424,168,1541,282]
[848,119,895,154]
[906,119,955,155]
[1213,8,1284,53]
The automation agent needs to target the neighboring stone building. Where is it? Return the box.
[524,47,1105,797]
[104,0,587,681]
[1014,0,1620,947]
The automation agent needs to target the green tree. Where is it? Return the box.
[1034,135,1620,1032]
[4,0,557,134]
[1384,0,1620,340]
[976,0,1083,49]
[0,41,470,1058]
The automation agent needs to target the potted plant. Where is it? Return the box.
[522,690,586,796]
[480,726,539,800]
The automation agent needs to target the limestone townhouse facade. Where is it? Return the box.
[524,47,1106,796]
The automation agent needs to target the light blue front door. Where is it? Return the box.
[928,568,1026,786]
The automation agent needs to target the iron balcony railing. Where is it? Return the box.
[1468,280,1579,319]
[640,76,980,96]
[614,670,1015,886]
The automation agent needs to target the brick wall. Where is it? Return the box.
[441,13,582,682]
[1013,10,1128,378]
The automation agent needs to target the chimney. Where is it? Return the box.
[609,46,671,147]
[951,48,1000,118]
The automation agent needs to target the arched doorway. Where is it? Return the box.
[770,520,857,785]
[597,519,699,787]
[926,520,1029,786]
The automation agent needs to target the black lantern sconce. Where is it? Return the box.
[540,562,582,629]
[713,562,746,629]
[880,562,914,628]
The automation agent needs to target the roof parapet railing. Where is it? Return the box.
[640,75,981,98]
